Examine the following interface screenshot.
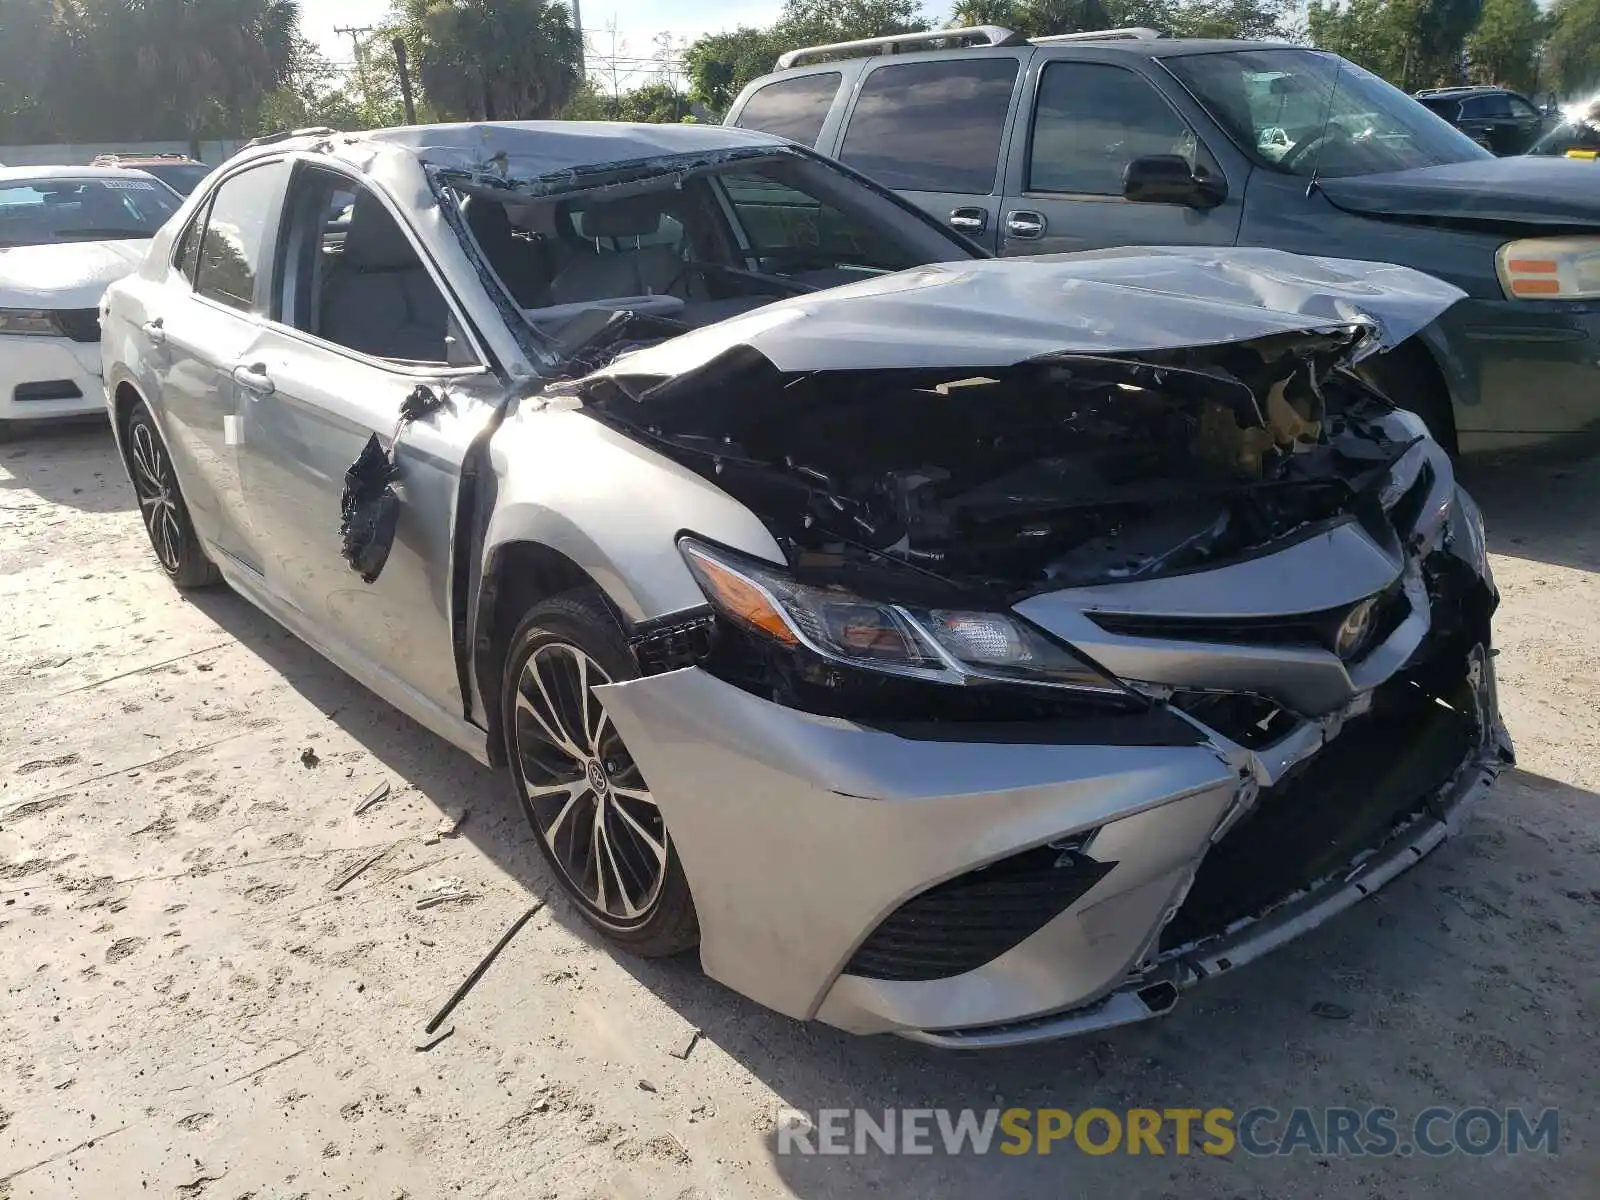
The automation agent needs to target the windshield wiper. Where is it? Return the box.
[49,228,154,240]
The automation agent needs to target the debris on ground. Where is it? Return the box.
[421,901,546,1037]
[1310,1001,1354,1021]
[638,1078,658,1093]
[415,1025,454,1052]
[299,746,320,768]
[352,781,391,817]
[424,807,468,844]
[327,841,400,892]
[667,1030,700,1061]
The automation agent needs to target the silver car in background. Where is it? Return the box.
[101,122,1512,1047]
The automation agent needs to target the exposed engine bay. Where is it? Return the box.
[567,324,1418,598]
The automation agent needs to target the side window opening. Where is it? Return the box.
[733,72,843,146]
[839,57,1020,194]
[279,166,469,366]
[1027,62,1207,196]
[194,162,290,312]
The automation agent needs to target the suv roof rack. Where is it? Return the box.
[1415,86,1484,96]
[775,25,1026,70]
[1031,27,1165,44]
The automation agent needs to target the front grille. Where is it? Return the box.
[13,380,83,403]
[1090,587,1409,661]
[51,309,101,343]
[843,844,1115,982]
[1160,673,1476,950]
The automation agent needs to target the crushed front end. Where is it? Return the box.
[578,255,1511,1044]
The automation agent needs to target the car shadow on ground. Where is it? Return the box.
[0,422,132,514]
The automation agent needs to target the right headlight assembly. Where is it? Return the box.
[1496,236,1600,299]
[677,536,1124,697]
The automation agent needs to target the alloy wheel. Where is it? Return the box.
[129,420,184,574]
[511,641,668,924]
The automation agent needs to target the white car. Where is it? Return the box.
[0,166,182,438]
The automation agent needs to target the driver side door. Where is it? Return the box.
[999,59,1243,256]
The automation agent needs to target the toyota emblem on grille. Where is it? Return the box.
[1336,597,1380,660]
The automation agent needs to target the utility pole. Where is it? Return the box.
[334,25,376,116]
[393,37,418,125]
[571,0,585,82]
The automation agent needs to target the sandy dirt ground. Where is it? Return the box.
[1,425,1597,1199]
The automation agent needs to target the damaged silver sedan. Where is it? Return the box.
[101,123,1512,1046]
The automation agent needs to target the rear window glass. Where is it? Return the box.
[839,57,1019,194]
[734,72,842,146]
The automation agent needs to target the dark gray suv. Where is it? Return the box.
[726,27,1600,454]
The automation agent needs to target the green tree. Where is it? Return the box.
[1465,0,1546,91]
[1308,0,1482,91]
[393,0,582,121]
[1546,0,1600,94]
[614,82,692,123]
[685,0,929,116]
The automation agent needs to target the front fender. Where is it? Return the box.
[481,401,784,624]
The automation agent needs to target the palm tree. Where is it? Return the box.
[397,0,582,122]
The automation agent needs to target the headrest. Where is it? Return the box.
[342,190,420,271]
[576,195,663,240]
[463,195,514,246]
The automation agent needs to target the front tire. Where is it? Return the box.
[125,400,221,589]
[501,589,699,957]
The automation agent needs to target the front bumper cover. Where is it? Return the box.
[594,457,1511,1046]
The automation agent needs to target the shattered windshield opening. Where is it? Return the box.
[444,152,966,369]
[1164,49,1491,178]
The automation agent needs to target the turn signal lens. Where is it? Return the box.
[1496,237,1600,299]
[679,544,796,645]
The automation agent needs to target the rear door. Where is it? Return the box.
[833,52,1028,253]
[1506,93,1546,153]
[152,159,290,572]
[1458,93,1518,154]
[999,56,1242,256]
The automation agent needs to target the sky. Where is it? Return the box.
[300,0,791,94]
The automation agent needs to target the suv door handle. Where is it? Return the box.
[1006,210,1047,239]
[142,318,165,346]
[949,207,988,234]
[232,363,274,397]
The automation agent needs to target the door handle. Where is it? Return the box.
[1006,210,1047,240]
[232,363,274,397]
[141,318,165,346]
[949,207,988,235]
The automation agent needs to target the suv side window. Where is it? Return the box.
[194,162,290,312]
[839,57,1019,194]
[734,72,842,145]
[1461,94,1511,119]
[1508,95,1540,120]
[1028,62,1201,196]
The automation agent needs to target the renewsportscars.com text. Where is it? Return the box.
[775,1106,1559,1158]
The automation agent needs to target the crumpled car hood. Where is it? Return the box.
[1317,156,1600,229]
[595,247,1465,382]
